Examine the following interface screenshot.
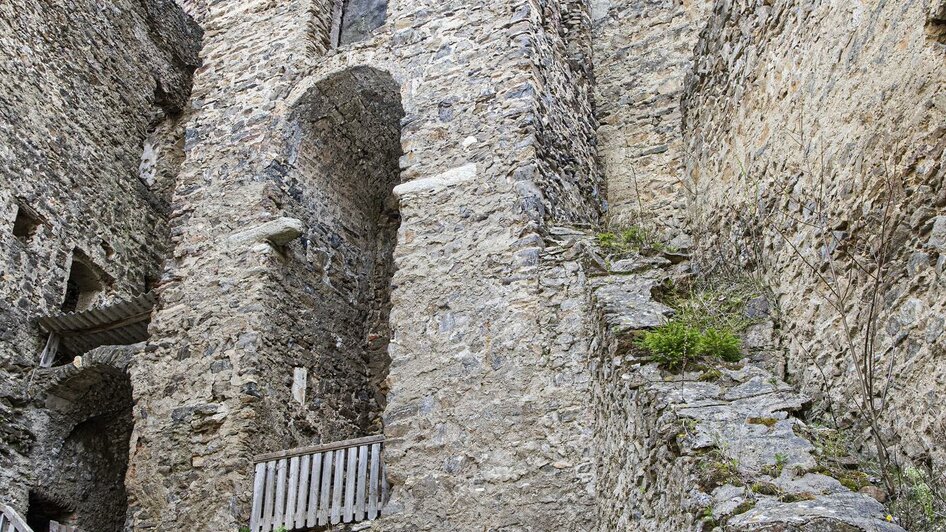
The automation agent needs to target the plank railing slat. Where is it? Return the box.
[331,449,344,524]
[273,458,288,529]
[250,462,266,532]
[285,456,299,526]
[344,446,357,522]
[262,460,276,531]
[355,444,368,521]
[295,454,310,528]
[317,450,333,526]
[306,452,322,527]
[368,443,380,519]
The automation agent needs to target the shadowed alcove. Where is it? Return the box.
[272,66,404,443]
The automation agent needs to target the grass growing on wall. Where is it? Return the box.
[596,226,673,258]
[637,273,763,370]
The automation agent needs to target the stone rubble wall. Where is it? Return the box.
[125,0,608,529]
[591,0,712,244]
[681,0,946,473]
[576,234,904,531]
[0,0,201,515]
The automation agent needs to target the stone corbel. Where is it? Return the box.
[226,217,305,251]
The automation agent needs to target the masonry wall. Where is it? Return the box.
[592,0,711,243]
[682,0,946,472]
[0,0,200,517]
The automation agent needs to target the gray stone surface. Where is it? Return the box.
[0,0,940,530]
[681,0,946,475]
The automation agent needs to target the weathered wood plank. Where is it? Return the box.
[285,456,299,526]
[254,435,385,463]
[381,460,389,513]
[306,452,323,527]
[355,444,368,520]
[274,458,288,528]
[368,443,380,519]
[344,446,357,522]
[331,449,344,524]
[0,502,31,532]
[295,453,310,528]
[262,460,277,531]
[317,450,333,526]
[250,462,266,531]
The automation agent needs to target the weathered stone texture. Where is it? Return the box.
[0,0,200,519]
[592,0,712,243]
[682,0,946,472]
[585,242,903,531]
[3,0,943,529]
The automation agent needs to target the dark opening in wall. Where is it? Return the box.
[33,365,134,532]
[338,0,388,45]
[61,251,110,314]
[284,66,403,438]
[26,492,76,532]
[12,203,41,242]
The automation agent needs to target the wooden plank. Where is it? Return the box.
[273,458,288,529]
[0,504,31,532]
[306,452,323,527]
[254,435,385,463]
[368,443,380,519]
[250,462,266,532]
[285,455,299,526]
[381,460,389,513]
[295,453,310,528]
[344,446,357,522]
[317,450,333,526]
[355,444,368,521]
[331,449,344,524]
[262,460,276,531]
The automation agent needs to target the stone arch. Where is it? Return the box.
[28,345,139,532]
[273,66,404,440]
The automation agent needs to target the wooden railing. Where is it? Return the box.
[0,503,33,532]
[249,435,387,532]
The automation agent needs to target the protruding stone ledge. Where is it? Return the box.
[392,163,477,198]
[226,217,305,249]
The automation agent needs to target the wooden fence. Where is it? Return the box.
[249,435,387,532]
[0,503,32,532]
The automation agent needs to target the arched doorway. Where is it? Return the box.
[30,350,135,531]
[279,66,404,439]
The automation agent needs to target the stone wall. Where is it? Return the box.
[592,0,711,243]
[0,0,201,517]
[682,0,946,473]
[30,353,136,531]
[582,237,902,531]
[123,0,605,528]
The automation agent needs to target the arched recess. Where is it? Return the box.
[276,66,404,440]
[28,345,137,532]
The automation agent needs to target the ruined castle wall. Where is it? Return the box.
[529,0,604,224]
[682,0,946,470]
[30,366,134,531]
[592,0,712,241]
[0,0,200,514]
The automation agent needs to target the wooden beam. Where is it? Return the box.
[254,435,384,463]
